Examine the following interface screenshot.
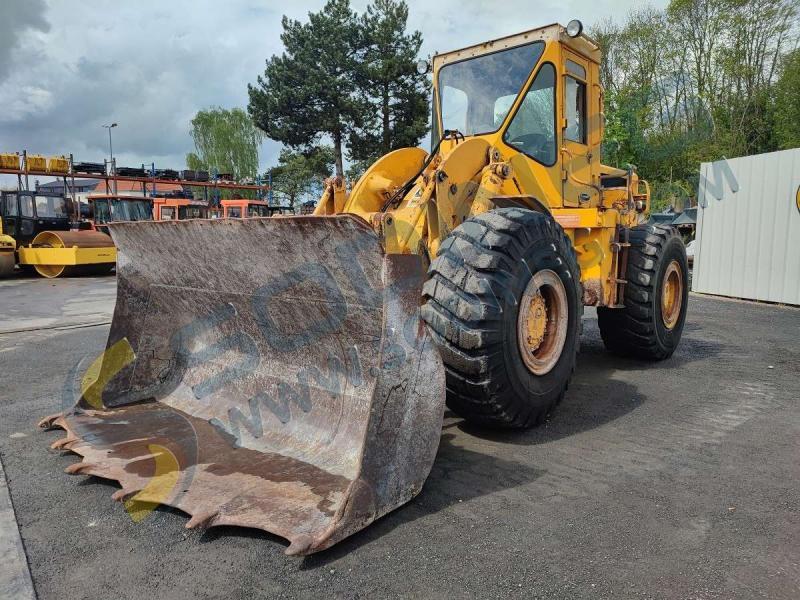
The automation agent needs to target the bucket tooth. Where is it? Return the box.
[185,510,219,530]
[111,489,137,502]
[51,437,76,450]
[39,413,64,430]
[285,535,315,556]
[65,462,94,475]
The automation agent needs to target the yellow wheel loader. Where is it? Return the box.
[41,21,688,554]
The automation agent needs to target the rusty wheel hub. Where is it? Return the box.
[661,260,683,330]
[517,269,568,376]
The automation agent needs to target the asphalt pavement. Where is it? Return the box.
[0,274,798,599]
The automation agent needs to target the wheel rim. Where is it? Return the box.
[517,269,568,376]
[34,263,65,278]
[661,260,683,329]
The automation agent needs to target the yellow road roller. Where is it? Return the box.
[0,190,116,278]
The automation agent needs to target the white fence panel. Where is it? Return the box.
[693,148,800,305]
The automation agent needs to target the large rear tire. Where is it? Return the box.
[421,208,582,429]
[597,224,688,359]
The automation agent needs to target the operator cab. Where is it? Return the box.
[153,197,210,221]
[89,194,153,234]
[0,190,72,245]
[221,198,283,218]
[430,21,601,208]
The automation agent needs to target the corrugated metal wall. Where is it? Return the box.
[693,148,800,305]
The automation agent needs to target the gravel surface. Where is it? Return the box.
[0,276,798,599]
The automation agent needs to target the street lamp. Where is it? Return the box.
[102,123,118,165]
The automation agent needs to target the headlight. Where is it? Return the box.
[416,59,430,75]
[566,19,584,38]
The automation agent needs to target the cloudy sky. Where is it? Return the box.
[0,0,667,182]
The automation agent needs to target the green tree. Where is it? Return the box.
[774,49,800,150]
[248,0,363,179]
[347,0,429,163]
[185,107,263,180]
[270,146,335,209]
[593,0,800,212]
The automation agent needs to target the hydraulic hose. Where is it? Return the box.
[381,129,464,212]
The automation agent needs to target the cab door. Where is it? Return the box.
[560,50,600,207]
[1,193,19,238]
[16,194,37,244]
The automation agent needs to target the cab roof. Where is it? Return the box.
[432,22,600,69]
[88,194,149,201]
[153,197,207,206]
[220,198,269,206]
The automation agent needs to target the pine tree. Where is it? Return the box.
[348,0,429,163]
[247,0,363,178]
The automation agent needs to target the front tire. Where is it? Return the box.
[597,224,688,359]
[421,208,582,429]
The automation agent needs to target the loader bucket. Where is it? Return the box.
[40,215,445,555]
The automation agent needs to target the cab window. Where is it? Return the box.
[20,196,34,217]
[565,76,587,144]
[35,195,68,218]
[248,205,269,217]
[503,63,556,166]
[179,206,204,219]
[130,201,152,221]
[228,207,242,218]
[3,194,17,216]
[93,200,110,224]
[160,207,175,220]
[438,41,545,136]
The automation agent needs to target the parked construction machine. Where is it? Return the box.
[221,198,289,217]
[89,194,153,233]
[0,190,115,277]
[41,21,688,555]
[153,196,211,220]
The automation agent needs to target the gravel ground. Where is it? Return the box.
[0,276,798,599]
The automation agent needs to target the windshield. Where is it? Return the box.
[34,195,68,218]
[126,200,152,221]
[179,206,206,219]
[437,41,545,137]
[103,199,152,223]
[248,205,269,217]
[93,200,110,223]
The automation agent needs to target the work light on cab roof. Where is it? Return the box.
[566,19,584,37]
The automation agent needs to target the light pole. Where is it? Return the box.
[102,123,117,165]
[102,123,118,191]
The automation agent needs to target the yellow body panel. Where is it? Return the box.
[17,246,116,266]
